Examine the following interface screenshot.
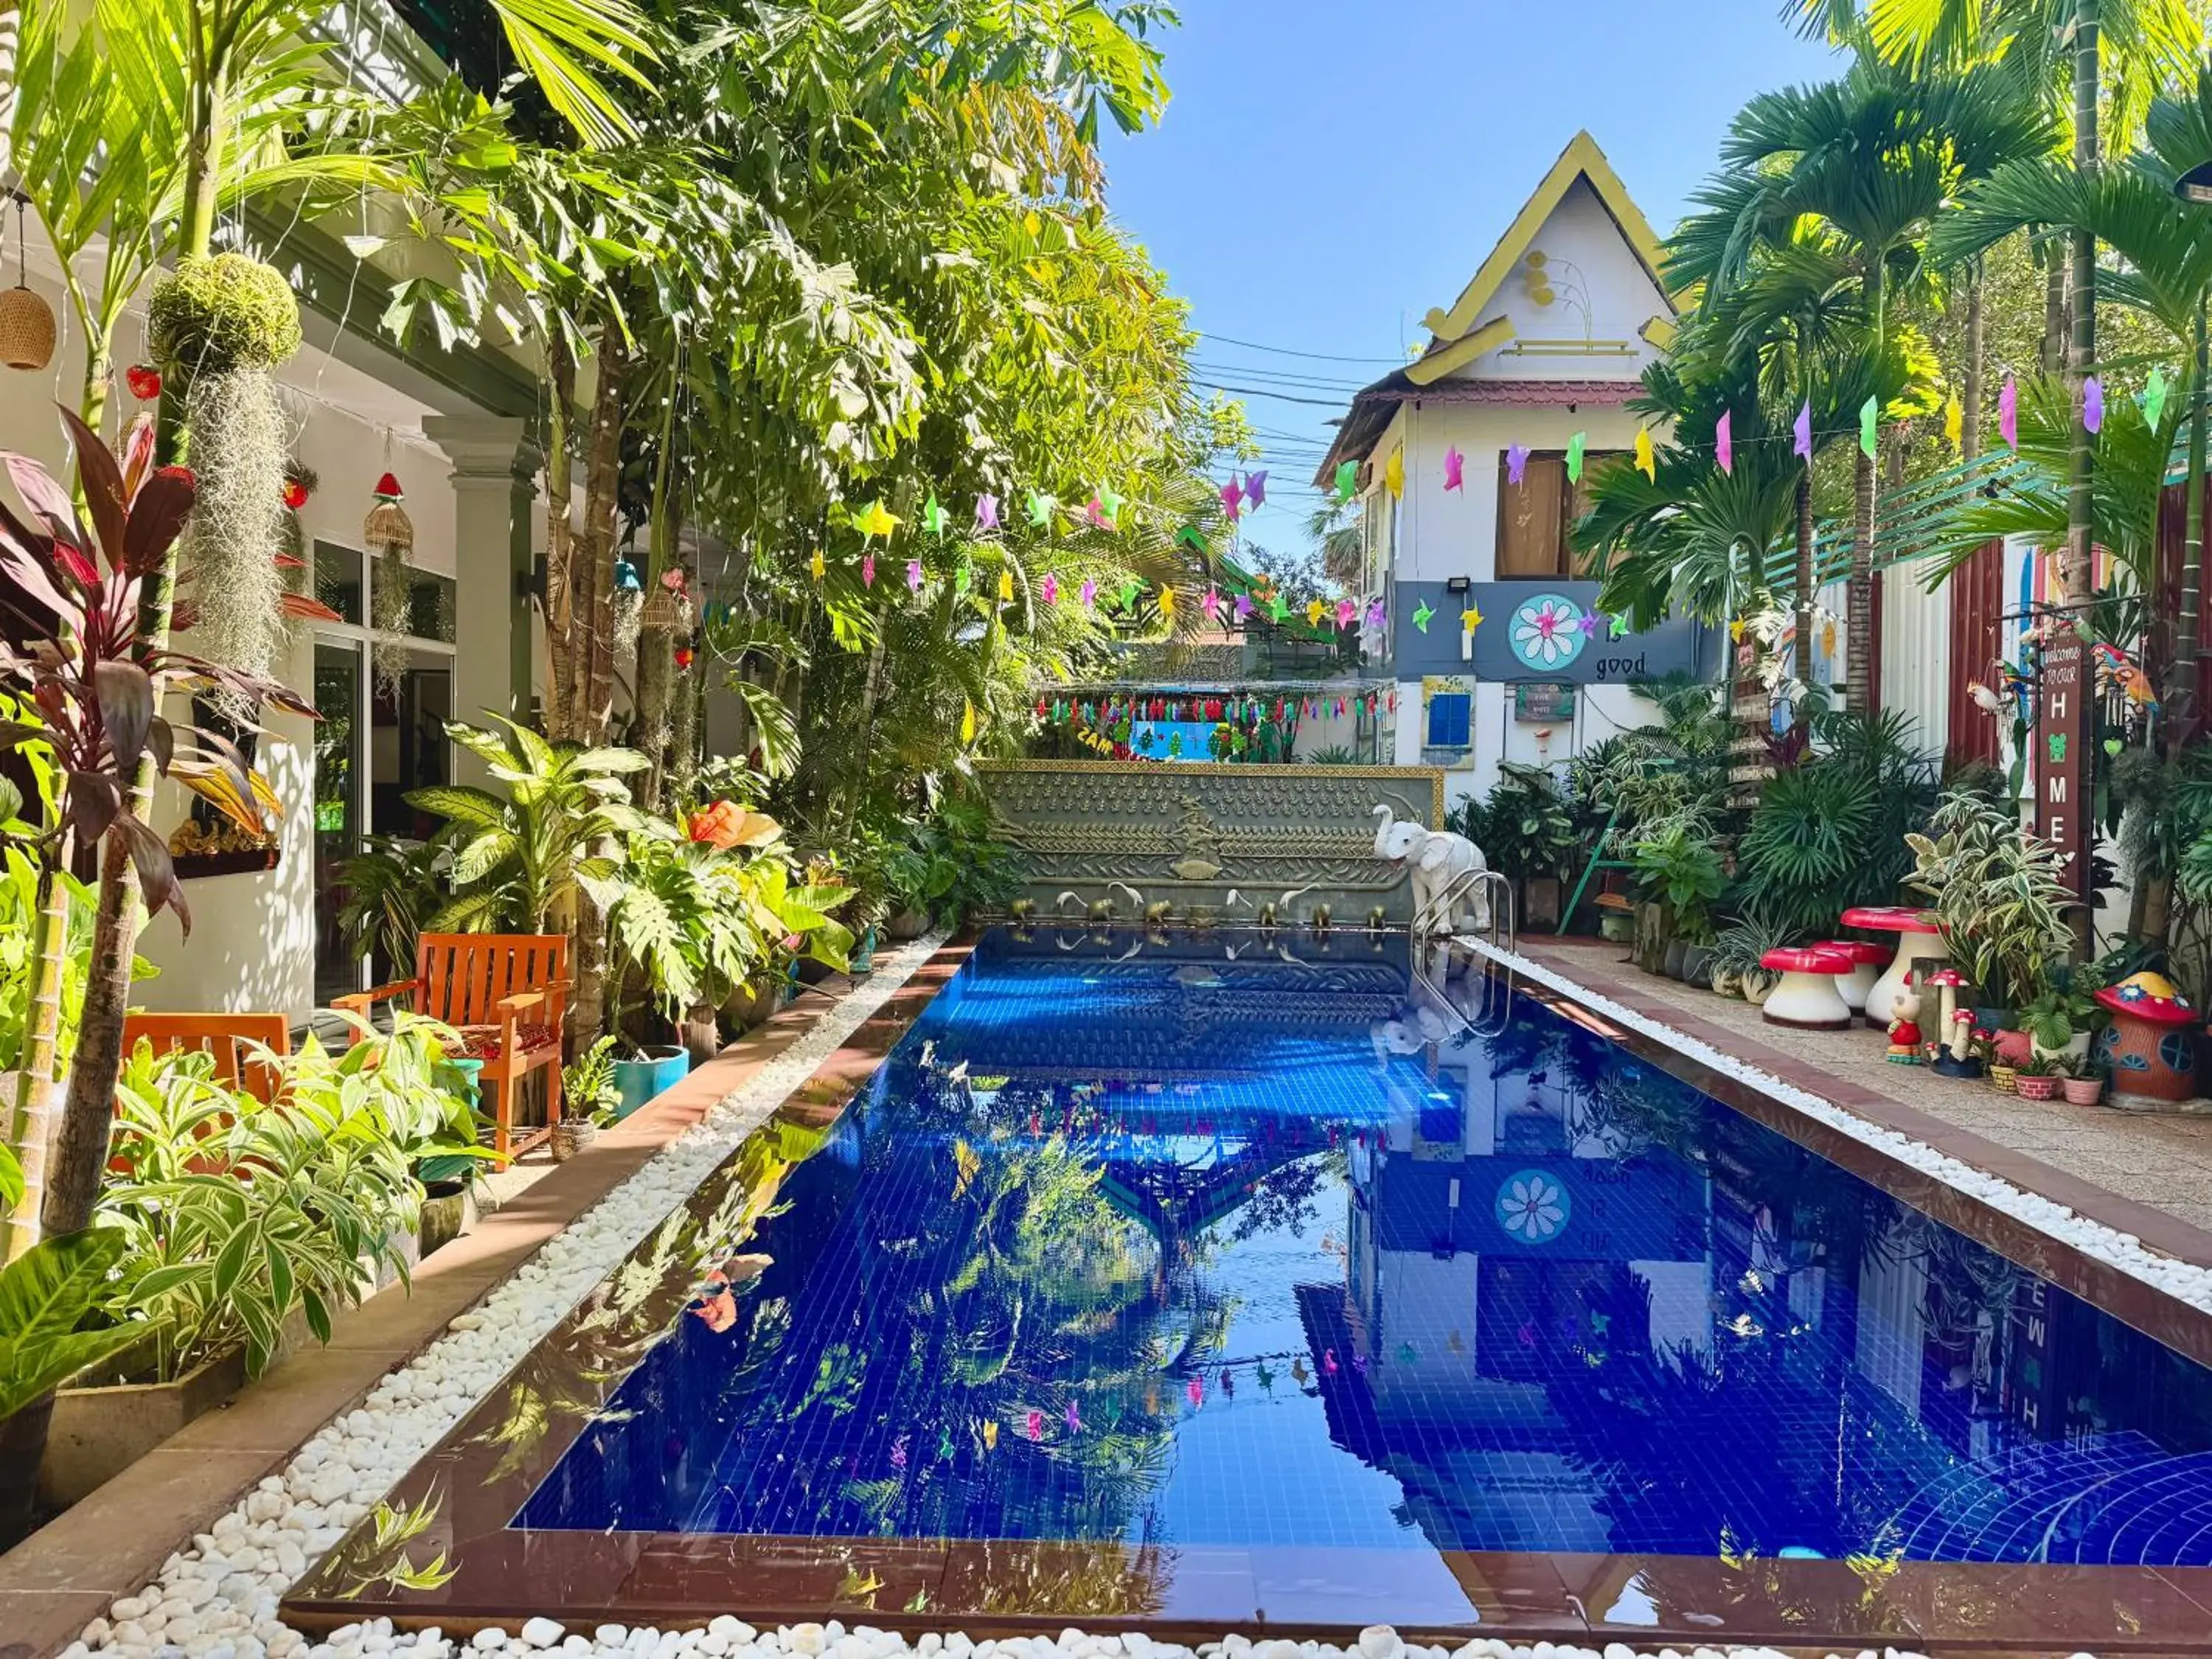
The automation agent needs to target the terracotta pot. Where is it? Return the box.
[1988,1064,2018,1094]
[2015,1074,2061,1101]
[2062,1076,2104,1106]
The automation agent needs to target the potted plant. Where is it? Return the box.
[2061,1056,2106,1107]
[2019,964,2107,1064]
[1630,822,1725,980]
[2014,1051,2062,1101]
[1906,791,2071,1057]
[1987,1048,2019,1094]
[1708,905,1790,1004]
[552,1037,621,1161]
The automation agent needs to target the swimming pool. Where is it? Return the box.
[291,930,2212,1646]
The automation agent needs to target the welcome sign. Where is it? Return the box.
[1389,580,1713,684]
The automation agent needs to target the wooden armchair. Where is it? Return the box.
[335,933,570,1162]
[122,1012,292,1102]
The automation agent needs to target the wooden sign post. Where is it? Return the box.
[2036,625,2093,906]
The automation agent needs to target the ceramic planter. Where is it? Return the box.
[549,1119,599,1162]
[1663,938,1688,980]
[2015,1074,2061,1101]
[849,925,880,976]
[683,1004,721,1066]
[417,1178,477,1256]
[1680,944,1716,987]
[884,908,931,942]
[41,1340,248,1507]
[2062,1076,2104,1106]
[2094,1010,2200,1104]
[1988,1063,2018,1094]
[613,1046,689,1119]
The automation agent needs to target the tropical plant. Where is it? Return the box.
[1631,823,1728,945]
[880,797,1023,927]
[0,410,307,1262]
[1905,790,2074,1009]
[1453,763,1582,886]
[1711,903,1798,998]
[97,1026,479,1381]
[0,1144,144,1422]
[335,837,449,980]
[1734,764,1879,939]
[561,1037,622,1129]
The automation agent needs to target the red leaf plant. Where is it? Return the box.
[0,406,316,932]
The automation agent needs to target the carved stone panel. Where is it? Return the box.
[976,760,1446,922]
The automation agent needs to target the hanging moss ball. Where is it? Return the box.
[147,254,303,375]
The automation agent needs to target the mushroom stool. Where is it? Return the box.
[1759,945,1857,1031]
[1815,939,1889,1018]
[1840,906,1948,1030]
[2093,972,2201,1107]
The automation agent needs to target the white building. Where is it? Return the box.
[1316,132,1719,812]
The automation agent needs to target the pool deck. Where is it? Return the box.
[0,971,888,1659]
[1517,936,2212,1278]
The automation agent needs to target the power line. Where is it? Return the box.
[1197,331,1411,366]
[1194,381,1354,409]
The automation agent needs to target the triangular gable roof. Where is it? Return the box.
[1407,131,1675,387]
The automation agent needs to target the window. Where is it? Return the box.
[1496,449,1628,577]
[1426,692,1472,749]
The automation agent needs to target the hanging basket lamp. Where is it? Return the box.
[641,566,692,633]
[613,557,644,592]
[0,192,57,373]
[364,470,414,557]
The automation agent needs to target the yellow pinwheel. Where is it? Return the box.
[1633,426,1655,482]
[856,499,900,540]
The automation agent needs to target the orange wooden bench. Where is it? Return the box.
[335,933,570,1162]
[122,1012,292,1102]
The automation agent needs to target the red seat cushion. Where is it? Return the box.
[453,1021,560,1062]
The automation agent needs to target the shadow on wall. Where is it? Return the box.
[134,690,319,1020]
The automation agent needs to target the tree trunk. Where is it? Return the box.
[1847,262,1885,713]
[2042,248,2068,375]
[543,333,579,744]
[1794,471,1815,705]
[632,361,681,812]
[44,834,134,1240]
[1,860,68,1262]
[1963,261,1984,465]
[2063,0,2100,605]
[2177,295,2208,741]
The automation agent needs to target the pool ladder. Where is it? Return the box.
[1407,869,1517,1040]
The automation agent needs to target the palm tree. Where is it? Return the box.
[1671,60,2054,711]
[1930,67,2212,709]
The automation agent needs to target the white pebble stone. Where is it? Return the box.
[522,1619,566,1649]
[789,1630,826,1658]
[1357,1631,1401,1659]
[472,1631,507,1651]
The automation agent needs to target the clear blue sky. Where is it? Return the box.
[1105,0,1843,535]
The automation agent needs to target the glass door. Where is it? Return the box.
[313,637,366,1004]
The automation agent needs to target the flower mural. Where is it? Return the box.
[1495,1170,1571,1243]
[1508,594,1586,672]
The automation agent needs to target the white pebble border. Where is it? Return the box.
[1472,937,2212,1317]
[44,930,2103,1659]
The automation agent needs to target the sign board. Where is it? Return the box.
[2035,626,2092,902]
[1514,682,1576,723]
[1389,580,1713,684]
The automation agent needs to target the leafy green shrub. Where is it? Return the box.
[1905,790,2072,1012]
[1631,821,1727,943]
[0,1146,142,1420]
[883,797,1022,925]
[147,254,302,373]
[1452,762,1580,885]
[1734,765,1876,939]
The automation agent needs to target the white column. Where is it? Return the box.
[422,416,539,781]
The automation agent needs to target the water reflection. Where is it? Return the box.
[518,930,2212,1568]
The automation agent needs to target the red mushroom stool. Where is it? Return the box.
[2093,972,2200,1106]
[1759,945,1857,1030]
[1840,906,1948,1030]
[1815,939,1888,1018]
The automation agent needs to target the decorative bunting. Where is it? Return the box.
[1333,459,1358,502]
[1158,585,1176,620]
[956,560,972,597]
[1793,399,1812,462]
[1610,613,1630,639]
[1307,598,1326,627]
[1336,597,1356,627]
[2146,367,2170,431]
[1413,598,1435,633]
[1119,579,1138,611]
[1099,483,1123,525]
[1461,603,1484,633]
[1203,588,1221,624]
[1065,1399,1082,1433]
[1504,442,1530,487]
[1040,572,1057,605]
[809,547,825,581]
[1565,431,1587,484]
[1026,1409,1044,1441]
[2083,375,2104,435]
[1859,396,1878,459]
[863,552,875,588]
[1081,577,1097,610]
[1633,425,1655,481]
[998,567,1015,602]
[1244,470,1267,509]
[1186,1374,1204,1408]
[982,1419,998,1450]
[1234,591,1253,622]
[1220,477,1244,521]
[1383,448,1404,501]
[1023,490,1049,529]
[961,700,977,744]
[1715,409,1732,476]
[1364,599,1386,630]
[1444,445,1464,491]
[975,493,999,533]
[1176,524,1207,553]
[1943,394,1963,453]
[1269,592,1289,623]
[906,559,923,594]
[923,493,948,538]
[858,499,899,540]
[1999,376,2018,449]
[1576,612,1597,637]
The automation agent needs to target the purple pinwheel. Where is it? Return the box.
[1245,470,1267,508]
[1505,442,1530,486]
[975,494,999,532]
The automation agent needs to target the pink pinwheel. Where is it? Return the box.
[2000,377,2018,448]
[1080,577,1097,610]
[1793,400,1813,462]
[975,494,999,532]
[1443,444,1464,491]
[1220,477,1244,521]
[1040,572,1058,605]
[1234,591,1253,622]
[1203,588,1221,623]
[1086,493,1110,530]
[1716,409,1733,476]
[1186,1375,1204,1408]
[1336,597,1356,627]
[2084,375,2105,434]
[1245,470,1267,508]
[1505,442,1530,487]
[906,560,924,594]
[1026,1410,1044,1441]
[862,552,876,588]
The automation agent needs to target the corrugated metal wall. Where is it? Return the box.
[1880,560,1950,755]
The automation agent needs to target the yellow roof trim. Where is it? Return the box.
[1638,314,1678,351]
[1403,316,1517,387]
[1422,131,1677,348]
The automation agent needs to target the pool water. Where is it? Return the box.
[517,930,2212,1566]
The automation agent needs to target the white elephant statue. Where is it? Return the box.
[1372,804,1491,931]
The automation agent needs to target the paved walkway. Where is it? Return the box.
[1522,936,2212,1266]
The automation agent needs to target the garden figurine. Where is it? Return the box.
[1885,977,1925,1065]
[1924,968,1979,1077]
[2092,973,2200,1106]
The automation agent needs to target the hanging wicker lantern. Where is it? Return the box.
[364,470,413,557]
[0,193,57,373]
[366,473,414,697]
[641,566,692,633]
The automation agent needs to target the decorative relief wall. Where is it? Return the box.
[976,760,1445,923]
